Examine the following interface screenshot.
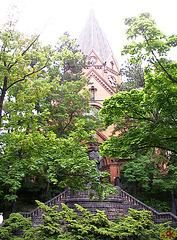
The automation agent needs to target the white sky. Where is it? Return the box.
[0,0,177,64]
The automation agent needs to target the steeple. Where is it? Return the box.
[77,9,121,109]
[78,10,112,62]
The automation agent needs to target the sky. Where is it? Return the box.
[0,0,177,65]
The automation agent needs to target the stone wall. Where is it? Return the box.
[59,197,124,221]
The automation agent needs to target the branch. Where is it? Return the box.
[6,62,48,90]
[8,34,41,71]
[59,112,74,136]
[123,108,154,123]
[22,34,40,57]
[145,36,177,84]
[137,141,177,154]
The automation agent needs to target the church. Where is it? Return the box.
[77,10,123,185]
[19,11,177,228]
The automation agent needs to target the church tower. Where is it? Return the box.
[78,10,121,109]
[78,10,122,185]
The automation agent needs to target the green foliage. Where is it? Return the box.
[120,153,172,212]
[122,12,177,85]
[118,61,145,92]
[122,12,177,67]
[139,198,170,213]
[100,13,177,212]
[100,82,177,158]
[0,201,175,239]
[0,122,113,208]
[0,213,32,239]
[34,32,103,138]
[45,78,92,137]
[30,201,62,239]
[100,13,177,159]
[120,154,157,191]
[0,21,51,128]
[152,153,177,192]
[49,32,86,84]
[0,22,106,212]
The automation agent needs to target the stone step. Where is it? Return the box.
[20,187,177,228]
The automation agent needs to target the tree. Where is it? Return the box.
[118,61,145,92]
[0,120,114,213]
[0,21,51,128]
[0,212,32,239]
[100,88,177,158]
[122,12,177,84]
[120,154,157,195]
[0,28,98,137]
[119,152,173,212]
[44,79,92,137]
[0,24,109,213]
[0,21,53,212]
[48,32,86,84]
[100,13,177,159]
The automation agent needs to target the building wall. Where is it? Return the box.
[82,51,122,185]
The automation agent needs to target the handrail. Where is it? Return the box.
[120,188,177,223]
[20,189,69,219]
[20,186,177,225]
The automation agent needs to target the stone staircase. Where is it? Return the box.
[119,188,177,228]
[20,187,177,228]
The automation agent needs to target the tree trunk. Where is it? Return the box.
[133,181,138,196]
[45,181,50,199]
[11,200,16,213]
[0,76,8,129]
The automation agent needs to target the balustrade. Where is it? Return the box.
[19,187,177,227]
[119,188,177,224]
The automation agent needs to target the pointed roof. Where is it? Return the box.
[78,10,112,62]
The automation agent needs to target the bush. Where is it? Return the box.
[0,213,32,239]
[0,201,176,240]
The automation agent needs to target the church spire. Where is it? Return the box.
[78,10,112,62]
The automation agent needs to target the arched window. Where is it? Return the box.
[90,86,97,100]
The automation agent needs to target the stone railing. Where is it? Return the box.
[68,189,98,199]
[120,188,177,225]
[67,188,121,201]
[20,189,69,219]
[19,186,177,227]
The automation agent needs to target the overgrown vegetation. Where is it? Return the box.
[0,201,175,239]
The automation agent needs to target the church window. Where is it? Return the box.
[110,61,114,69]
[90,86,96,100]
[103,62,107,73]
[88,56,97,65]
[108,76,116,87]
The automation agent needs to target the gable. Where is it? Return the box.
[86,68,116,100]
[87,48,104,66]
